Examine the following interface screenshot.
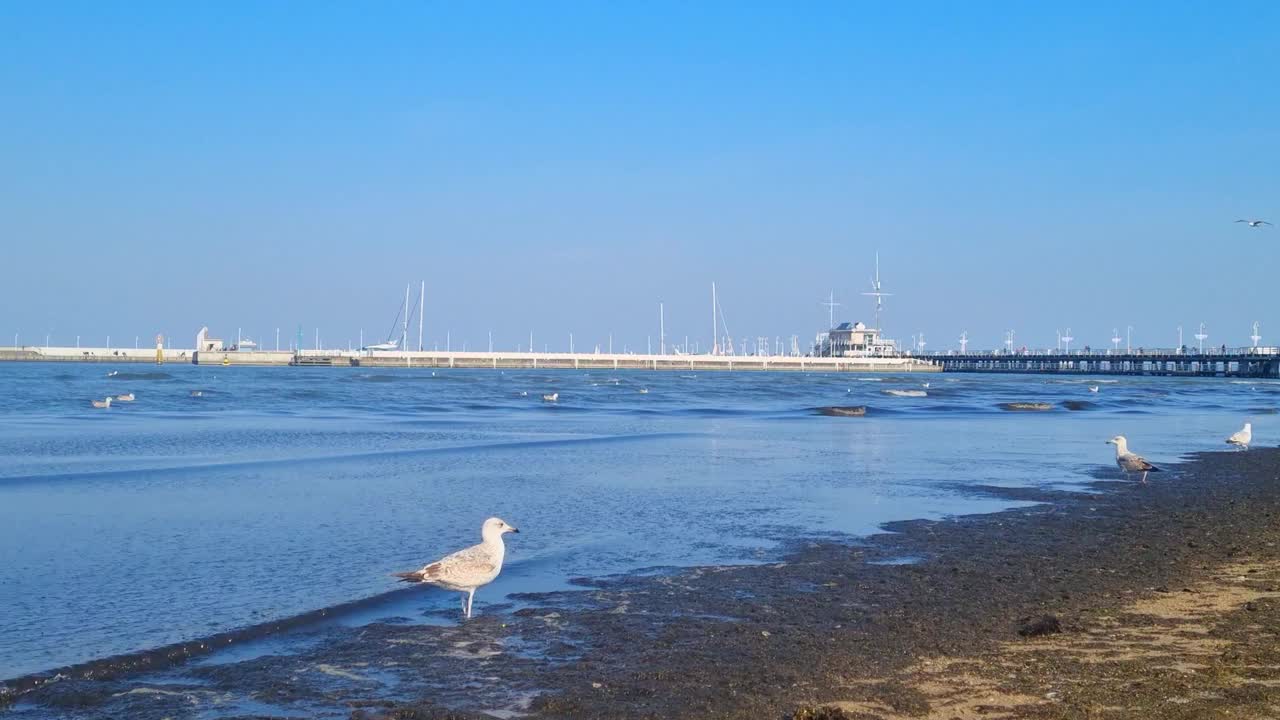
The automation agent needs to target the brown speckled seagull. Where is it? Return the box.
[1105,435,1161,484]
[393,517,519,619]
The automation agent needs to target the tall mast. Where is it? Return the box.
[862,252,892,331]
[821,291,841,329]
[659,302,665,355]
[712,282,718,355]
[402,283,409,350]
[418,281,425,352]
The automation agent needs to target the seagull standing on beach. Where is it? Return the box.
[1235,219,1273,227]
[1227,422,1252,451]
[393,517,519,619]
[1105,435,1161,484]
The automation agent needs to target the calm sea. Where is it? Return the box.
[1,363,1275,680]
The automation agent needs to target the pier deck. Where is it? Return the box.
[0,347,940,373]
[934,350,1280,378]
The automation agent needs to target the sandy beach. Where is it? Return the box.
[9,447,1279,719]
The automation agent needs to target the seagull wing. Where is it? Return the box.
[394,543,497,588]
[1120,452,1160,473]
[1261,221,1274,226]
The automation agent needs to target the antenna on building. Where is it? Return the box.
[1195,323,1208,353]
[1004,329,1016,354]
[1176,325,1183,353]
[1111,328,1121,350]
[1251,321,1262,348]
[1061,328,1074,353]
[861,253,892,330]
[959,331,968,353]
[821,291,841,330]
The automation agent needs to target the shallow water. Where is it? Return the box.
[0,363,1273,680]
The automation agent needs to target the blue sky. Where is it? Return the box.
[2,2,1277,352]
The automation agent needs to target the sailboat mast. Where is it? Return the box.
[660,302,665,355]
[712,282,718,356]
[402,283,409,350]
[418,280,425,352]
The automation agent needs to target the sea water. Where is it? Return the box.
[1,363,1275,680]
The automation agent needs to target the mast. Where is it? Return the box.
[712,282,718,355]
[418,280,425,352]
[659,302,665,355]
[862,252,891,331]
[402,283,409,350]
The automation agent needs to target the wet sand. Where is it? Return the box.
[11,449,1280,719]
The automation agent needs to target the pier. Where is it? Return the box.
[934,349,1280,378]
[0,346,940,373]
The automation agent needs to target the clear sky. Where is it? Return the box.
[3,2,1277,352]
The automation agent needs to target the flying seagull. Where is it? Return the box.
[1227,422,1252,451]
[393,517,519,619]
[1235,219,1273,227]
[1105,435,1161,484]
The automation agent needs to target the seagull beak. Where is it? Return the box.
[509,526,520,534]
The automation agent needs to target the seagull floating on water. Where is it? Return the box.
[1227,422,1252,451]
[90,397,112,409]
[1106,435,1161,484]
[542,392,559,403]
[393,517,519,619]
[115,393,135,402]
[1088,385,1100,393]
[1235,219,1273,228]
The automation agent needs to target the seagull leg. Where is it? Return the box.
[460,593,467,617]
[1141,471,1148,484]
[466,589,475,619]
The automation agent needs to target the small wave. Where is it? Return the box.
[1247,407,1279,414]
[998,402,1053,411]
[106,372,173,381]
[52,373,75,381]
[883,389,927,398]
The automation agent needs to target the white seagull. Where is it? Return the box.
[394,517,519,619]
[115,392,135,402]
[91,397,112,409]
[1088,385,1100,393]
[1235,219,1273,228]
[1227,422,1252,451]
[1106,435,1161,484]
[542,392,559,403]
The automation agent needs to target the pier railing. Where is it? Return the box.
[930,348,1280,378]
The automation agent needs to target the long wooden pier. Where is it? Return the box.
[934,349,1280,378]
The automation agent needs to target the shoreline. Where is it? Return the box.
[9,449,1280,718]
